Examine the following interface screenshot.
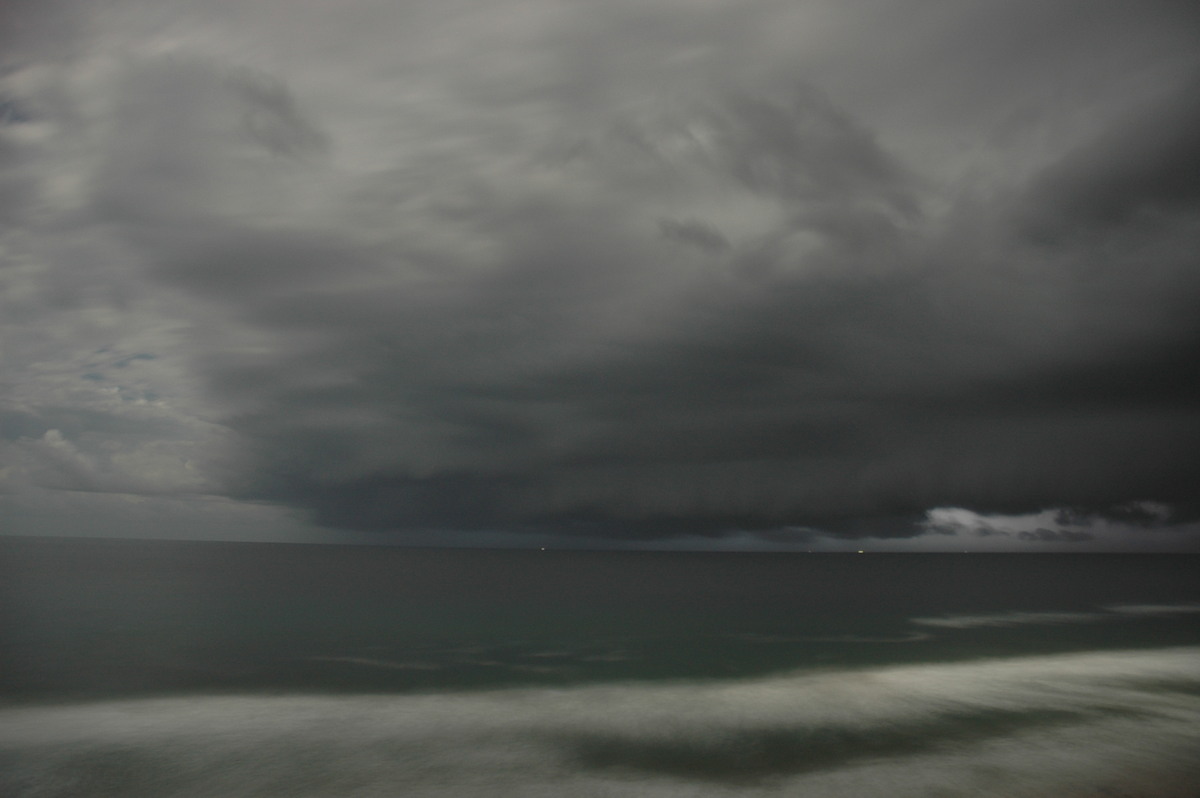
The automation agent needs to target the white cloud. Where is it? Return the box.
[916,506,1200,552]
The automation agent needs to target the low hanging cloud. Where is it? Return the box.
[1017,529,1095,544]
[912,505,1200,552]
[2,0,1199,547]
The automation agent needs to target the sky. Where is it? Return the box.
[2,0,1199,551]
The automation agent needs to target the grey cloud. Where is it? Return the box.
[4,0,1200,547]
[0,409,48,441]
[128,68,1200,537]
[89,56,331,225]
[231,70,330,158]
[0,97,31,125]
[1017,528,1096,544]
[658,218,730,254]
[1050,502,1179,530]
[717,87,917,212]
[1022,74,1200,238]
[165,86,939,533]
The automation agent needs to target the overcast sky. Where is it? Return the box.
[2,0,1199,551]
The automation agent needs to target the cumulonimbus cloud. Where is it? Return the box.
[2,0,1199,546]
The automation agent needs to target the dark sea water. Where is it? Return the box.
[2,537,1198,797]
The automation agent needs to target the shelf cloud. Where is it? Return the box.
[2,0,1199,548]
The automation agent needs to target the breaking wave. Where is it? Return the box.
[910,602,1200,630]
[2,647,1198,798]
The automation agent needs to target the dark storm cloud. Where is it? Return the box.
[161,81,939,536]
[4,0,1200,547]
[1018,528,1095,544]
[658,219,730,254]
[207,71,1200,538]
[1022,75,1200,237]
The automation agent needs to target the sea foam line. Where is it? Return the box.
[910,602,1200,629]
[2,647,1198,798]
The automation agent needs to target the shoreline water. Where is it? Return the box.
[3,538,1198,796]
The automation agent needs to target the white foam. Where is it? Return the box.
[1105,602,1200,617]
[303,655,443,670]
[2,647,1198,798]
[909,610,1103,629]
[911,603,1200,631]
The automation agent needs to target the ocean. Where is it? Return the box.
[2,536,1198,797]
